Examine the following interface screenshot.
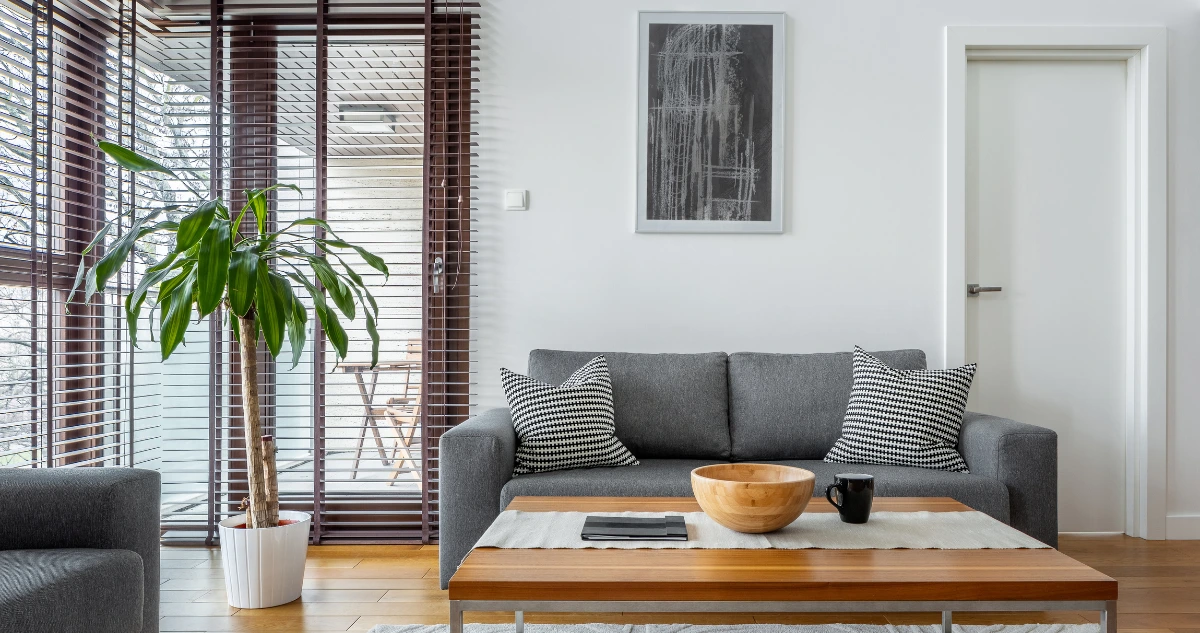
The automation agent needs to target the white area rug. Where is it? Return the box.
[368,624,1099,633]
[474,511,1049,550]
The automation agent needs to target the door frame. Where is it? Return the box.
[944,26,1168,539]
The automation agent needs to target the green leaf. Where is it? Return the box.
[96,140,176,176]
[365,311,380,368]
[227,248,258,317]
[350,245,389,279]
[125,252,182,346]
[287,294,307,370]
[159,268,196,360]
[229,310,241,345]
[176,200,219,253]
[66,222,112,303]
[255,265,291,358]
[92,237,136,297]
[340,260,379,318]
[247,189,267,235]
[310,257,354,320]
[157,261,196,301]
[197,214,231,315]
[316,295,348,359]
[289,270,347,359]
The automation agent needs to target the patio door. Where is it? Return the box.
[0,0,476,544]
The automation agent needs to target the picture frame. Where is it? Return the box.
[636,11,786,234]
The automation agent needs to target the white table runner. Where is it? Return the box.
[474,511,1049,550]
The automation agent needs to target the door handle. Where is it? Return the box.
[967,283,1002,296]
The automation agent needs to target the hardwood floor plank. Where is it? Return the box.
[162,589,215,603]
[305,558,364,569]
[162,578,228,591]
[353,556,440,570]
[1118,588,1200,614]
[159,615,359,632]
[232,601,447,617]
[305,567,432,579]
[379,589,454,602]
[308,545,425,557]
[306,578,441,591]
[348,615,444,630]
[160,602,240,617]
[194,590,392,605]
[1118,614,1200,629]
[162,567,227,580]
[162,558,207,569]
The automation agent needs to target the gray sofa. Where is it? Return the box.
[439,349,1058,588]
[0,468,160,633]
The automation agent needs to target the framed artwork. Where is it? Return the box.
[637,11,786,234]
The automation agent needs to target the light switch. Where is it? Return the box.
[504,189,527,211]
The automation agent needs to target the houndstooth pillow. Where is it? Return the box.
[501,355,639,476]
[824,346,976,473]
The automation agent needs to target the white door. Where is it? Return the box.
[965,59,1127,533]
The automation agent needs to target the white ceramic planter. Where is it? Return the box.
[218,510,311,608]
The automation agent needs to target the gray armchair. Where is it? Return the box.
[0,468,160,633]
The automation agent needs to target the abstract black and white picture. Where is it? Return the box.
[637,12,785,233]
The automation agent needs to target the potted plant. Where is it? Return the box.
[71,140,387,608]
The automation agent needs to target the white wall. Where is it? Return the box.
[471,0,1200,535]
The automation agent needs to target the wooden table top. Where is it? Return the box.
[449,496,1117,603]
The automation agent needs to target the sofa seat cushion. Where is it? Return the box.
[500,459,725,509]
[769,460,1011,524]
[728,349,928,461]
[0,548,143,633]
[528,350,731,459]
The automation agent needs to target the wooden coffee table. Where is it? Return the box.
[449,496,1117,633]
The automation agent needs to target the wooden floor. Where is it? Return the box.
[160,535,1200,632]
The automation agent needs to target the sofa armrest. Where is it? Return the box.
[438,408,516,589]
[0,467,160,632]
[958,411,1058,547]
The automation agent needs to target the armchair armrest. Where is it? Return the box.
[438,408,516,588]
[0,467,160,631]
[958,411,1058,547]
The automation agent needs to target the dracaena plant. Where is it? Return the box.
[71,140,388,528]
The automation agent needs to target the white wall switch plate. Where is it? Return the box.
[504,189,527,210]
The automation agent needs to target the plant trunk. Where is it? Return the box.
[239,314,279,528]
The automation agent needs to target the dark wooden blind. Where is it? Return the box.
[421,0,476,540]
[0,0,154,470]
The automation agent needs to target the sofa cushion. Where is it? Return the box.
[528,350,730,459]
[0,548,143,633]
[502,355,638,475]
[772,460,1010,524]
[500,459,724,509]
[728,349,928,461]
[825,347,974,473]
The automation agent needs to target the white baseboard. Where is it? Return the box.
[1166,514,1200,539]
[1059,531,1125,536]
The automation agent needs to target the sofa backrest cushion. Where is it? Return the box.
[528,350,730,459]
[727,349,927,461]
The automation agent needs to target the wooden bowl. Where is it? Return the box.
[691,463,816,533]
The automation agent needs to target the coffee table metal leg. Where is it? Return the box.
[1102,600,1117,633]
[942,611,952,633]
[515,610,525,633]
[450,601,463,633]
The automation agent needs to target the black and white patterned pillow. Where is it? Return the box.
[501,355,639,476]
[824,346,976,473]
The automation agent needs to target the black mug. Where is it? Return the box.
[825,474,875,524]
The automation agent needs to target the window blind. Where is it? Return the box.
[0,0,477,543]
[0,0,160,470]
